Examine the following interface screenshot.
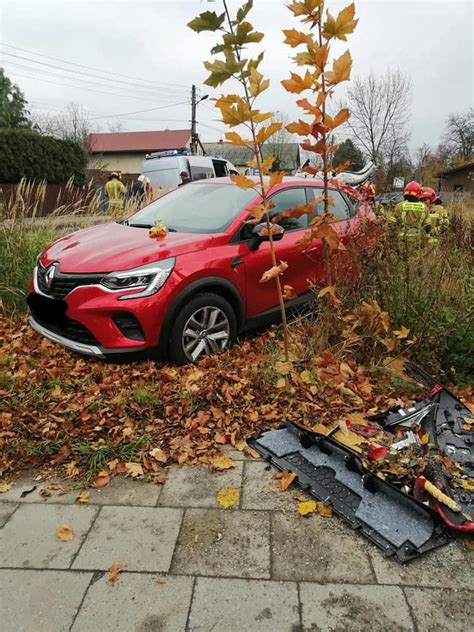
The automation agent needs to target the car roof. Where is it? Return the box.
[189,175,327,187]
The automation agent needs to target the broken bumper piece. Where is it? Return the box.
[249,421,451,562]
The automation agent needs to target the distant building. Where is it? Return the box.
[203,141,301,174]
[88,129,193,175]
[438,161,473,201]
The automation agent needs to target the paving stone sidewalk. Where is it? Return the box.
[0,451,472,632]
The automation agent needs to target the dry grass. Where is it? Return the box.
[0,178,144,313]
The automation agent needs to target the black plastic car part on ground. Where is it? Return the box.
[249,363,473,561]
[249,421,451,562]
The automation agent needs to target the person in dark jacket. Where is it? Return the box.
[179,171,191,186]
[130,175,147,203]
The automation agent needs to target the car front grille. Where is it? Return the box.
[27,292,100,346]
[37,262,103,299]
[32,312,100,346]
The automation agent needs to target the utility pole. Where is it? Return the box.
[190,84,208,155]
[191,84,198,155]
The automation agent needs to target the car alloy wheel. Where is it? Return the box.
[181,306,230,362]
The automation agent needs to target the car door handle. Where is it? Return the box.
[230,256,244,269]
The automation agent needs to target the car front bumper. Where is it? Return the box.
[28,316,146,357]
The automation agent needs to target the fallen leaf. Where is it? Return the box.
[108,561,123,585]
[300,370,312,383]
[76,491,90,504]
[297,500,317,516]
[91,474,110,488]
[57,524,74,542]
[149,448,167,463]
[276,470,297,491]
[211,455,236,471]
[152,472,169,485]
[464,538,474,551]
[316,501,333,517]
[217,487,240,509]
[420,433,430,445]
[244,445,261,459]
[275,360,293,375]
[394,326,410,339]
[125,462,144,478]
[0,482,12,493]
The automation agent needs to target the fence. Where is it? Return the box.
[0,171,140,217]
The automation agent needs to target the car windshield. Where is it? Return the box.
[127,183,258,233]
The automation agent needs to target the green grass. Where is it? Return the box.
[132,386,162,408]
[0,224,55,314]
[72,435,149,472]
[25,438,64,456]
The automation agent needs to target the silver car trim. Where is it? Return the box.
[28,316,105,357]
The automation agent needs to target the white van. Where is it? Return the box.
[141,148,238,191]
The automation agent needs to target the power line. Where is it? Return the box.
[0,42,189,91]
[29,103,191,125]
[0,54,189,100]
[4,69,183,105]
[91,101,190,120]
[198,121,225,134]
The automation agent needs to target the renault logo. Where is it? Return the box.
[45,264,58,289]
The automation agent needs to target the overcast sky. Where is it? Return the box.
[0,0,472,156]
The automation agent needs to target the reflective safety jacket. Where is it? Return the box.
[105,178,126,200]
[427,204,449,234]
[393,200,427,237]
[104,178,126,210]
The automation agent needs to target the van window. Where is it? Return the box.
[212,160,228,178]
[146,168,179,189]
[190,165,214,181]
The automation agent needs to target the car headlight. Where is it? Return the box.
[101,258,175,300]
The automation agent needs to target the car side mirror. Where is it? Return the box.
[248,222,285,251]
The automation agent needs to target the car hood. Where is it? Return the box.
[40,222,214,273]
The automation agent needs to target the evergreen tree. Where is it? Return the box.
[0,68,32,129]
[332,138,364,171]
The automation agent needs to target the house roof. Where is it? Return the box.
[88,129,192,153]
[437,161,474,176]
[203,142,301,167]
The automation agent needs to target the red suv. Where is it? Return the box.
[28,177,375,364]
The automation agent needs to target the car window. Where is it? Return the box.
[342,193,359,217]
[268,187,308,230]
[306,187,351,221]
[128,183,257,233]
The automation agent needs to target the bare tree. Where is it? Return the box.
[33,103,96,149]
[441,109,473,162]
[107,120,127,133]
[343,69,412,162]
[263,113,295,171]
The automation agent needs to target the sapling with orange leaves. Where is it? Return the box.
[282,0,358,292]
[188,0,314,361]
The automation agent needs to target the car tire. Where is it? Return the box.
[168,292,237,365]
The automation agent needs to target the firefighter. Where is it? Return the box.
[104,172,127,213]
[419,187,449,244]
[391,181,427,241]
[360,180,376,204]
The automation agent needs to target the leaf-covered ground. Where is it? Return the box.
[1,316,472,486]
